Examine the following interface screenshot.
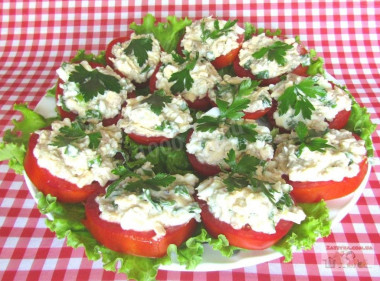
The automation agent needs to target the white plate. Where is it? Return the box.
[25,95,371,271]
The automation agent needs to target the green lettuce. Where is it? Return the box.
[130,13,192,53]
[345,100,377,157]
[271,200,331,262]
[0,103,56,174]
[70,49,107,65]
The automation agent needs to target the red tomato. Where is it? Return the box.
[242,108,271,120]
[83,193,198,258]
[24,133,103,203]
[287,157,368,203]
[186,130,221,177]
[150,63,212,111]
[197,197,294,250]
[128,132,171,146]
[211,34,244,69]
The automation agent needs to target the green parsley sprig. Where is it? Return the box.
[200,19,238,42]
[169,52,199,94]
[141,90,173,115]
[222,149,293,210]
[252,41,293,66]
[69,64,121,102]
[294,122,335,157]
[50,121,101,150]
[277,76,327,120]
[124,37,153,67]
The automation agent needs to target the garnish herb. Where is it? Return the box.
[69,64,121,102]
[200,19,238,42]
[294,122,335,157]
[252,41,293,66]
[222,149,293,210]
[244,22,256,41]
[124,37,153,67]
[277,76,327,120]
[50,121,102,150]
[169,52,199,94]
[141,90,173,115]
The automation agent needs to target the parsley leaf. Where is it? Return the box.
[50,121,102,150]
[277,76,327,120]
[244,22,256,41]
[169,52,199,94]
[124,37,153,67]
[200,19,238,42]
[69,64,121,102]
[294,122,335,157]
[252,41,293,66]
[124,173,176,193]
[141,90,173,115]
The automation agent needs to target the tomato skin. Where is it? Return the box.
[185,130,221,177]
[197,197,294,250]
[128,132,171,146]
[83,193,198,258]
[24,133,103,203]
[242,107,271,120]
[287,157,368,203]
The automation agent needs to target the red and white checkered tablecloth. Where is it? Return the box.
[1,1,379,280]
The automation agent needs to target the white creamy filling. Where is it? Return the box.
[208,75,272,112]
[56,60,134,120]
[196,176,306,234]
[238,33,308,78]
[273,129,367,182]
[33,118,122,187]
[118,94,193,138]
[110,33,161,83]
[186,109,274,166]
[96,173,201,239]
[270,74,352,131]
[155,52,221,102]
[181,16,244,60]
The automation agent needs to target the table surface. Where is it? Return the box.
[1,1,379,280]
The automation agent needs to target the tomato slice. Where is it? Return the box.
[211,35,244,69]
[186,130,221,177]
[24,133,103,203]
[127,132,171,146]
[287,158,368,203]
[197,197,294,250]
[83,193,198,258]
[242,107,271,120]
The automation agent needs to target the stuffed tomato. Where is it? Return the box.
[271,129,368,203]
[105,33,161,87]
[56,60,135,126]
[83,173,201,258]
[196,175,306,250]
[234,33,309,86]
[117,90,193,145]
[267,74,352,132]
[24,119,122,203]
[186,108,274,177]
[149,52,221,111]
[208,76,272,120]
[178,17,245,69]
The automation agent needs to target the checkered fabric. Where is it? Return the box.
[1,1,379,280]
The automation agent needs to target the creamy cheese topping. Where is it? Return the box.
[270,74,352,131]
[34,118,122,187]
[118,94,193,138]
[96,173,201,239]
[272,129,367,182]
[186,108,274,166]
[155,52,221,102]
[181,16,244,60]
[238,33,308,78]
[56,60,135,121]
[110,33,161,83]
[208,75,272,112]
[196,175,306,234]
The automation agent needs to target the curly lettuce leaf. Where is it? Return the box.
[345,100,377,157]
[0,103,55,174]
[272,200,331,262]
[130,13,192,53]
[70,49,107,65]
